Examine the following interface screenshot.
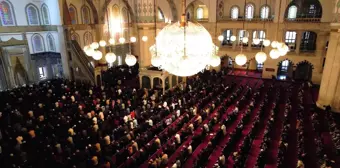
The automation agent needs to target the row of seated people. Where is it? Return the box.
[102,64,139,87]
[327,111,340,157]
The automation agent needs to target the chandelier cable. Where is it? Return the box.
[241,0,247,53]
[183,0,186,58]
[260,0,268,52]
[275,0,282,41]
[154,0,157,58]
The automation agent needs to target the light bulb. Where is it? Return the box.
[242,37,249,43]
[105,52,116,63]
[218,35,224,42]
[130,37,137,43]
[209,56,221,67]
[263,39,271,47]
[142,36,148,42]
[253,38,260,45]
[99,40,106,47]
[269,49,280,59]
[255,51,267,63]
[125,54,137,66]
[85,48,94,57]
[90,42,99,49]
[119,37,125,44]
[83,45,90,51]
[271,41,279,48]
[109,38,115,45]
[235,53,247,66]
[230,35,236,42]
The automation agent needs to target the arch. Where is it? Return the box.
[103,0,135,23]
[196,7,203,19]
[41,3,50,25]
[166,0,178,21]
[26,3,40,25]
[158,7,164,20]
[81,5,92,24]
[285,31,297,50]
[0,0,16,26]
[153,77,162,89]
[112,5,120,18]
[300,31,317,52]
[47,33,56,52]
[85,0,99,24]
[230,6,239,19]
[260,5,270,19]
[69,4,78,24]
[285,0,322,19]
[32,34,45,53]
[287,5,298,19]
[84,31,93,46]
[222,29,233,46]
[121,7,129,23]
[71,32,80,45]
[277,59,294,80]
[245,3,255,19]
[165,77,170,89]
[142,76,151,89]
[295,60,314,81]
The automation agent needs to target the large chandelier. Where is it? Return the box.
[149,0,218,77]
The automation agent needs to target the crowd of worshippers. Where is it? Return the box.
[102,64,139,87]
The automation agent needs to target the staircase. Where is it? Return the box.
[69,40,95,84]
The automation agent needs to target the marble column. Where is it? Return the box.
[138,27,154,68]
[317,31,340,112]
[295,31,303,55]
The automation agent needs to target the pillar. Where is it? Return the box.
[247,30,253,51]
[150,77,154,89]
[232,28,237,50]
[317,31,340,112]
[138,27,154,68]
[162,77,165,94]
[169,75,173,88]
[295,30,302,55]
[57,26,70,79]
[139,75,143,88]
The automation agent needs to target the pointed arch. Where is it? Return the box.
[295,60,314,81]
[121,7,129,23]
[84,31,93,46]
[71,32,80,45]
[47,33,56,52]
[69,4,78,24]
[32,34,45,53]
[158,7,164,20]
[41,3,50,25]
[26,3,40,25]
[0,0,16,26]
[112,5,120,18]
[81,5,91,24]
[103,0,135,23]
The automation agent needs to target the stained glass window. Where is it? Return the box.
[69,5,77,24]
[84,32,93,46]
[42,4,50,25]
[33,34,44,52]
[27,5,40,25]
[0,1,14,26]
[47,34,55,51]
[82,6,91,24]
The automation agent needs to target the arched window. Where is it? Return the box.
[287,5,297,19]
[245,3,254,19]
[158,8,164,20]
[71,33,80,45]
[281,60,289,72]
[121,7,128,23]
[222,29,232,46]
[285,31,297,50]
[26,4,40,25]
[112,5,120,18]
[41,4,50,25]
[260,5,270,19]
[81,6,91,24]
[231,6,239,19]
[0,1,15,26]
[300,31,317,51]
[196,7,203,19]
[32,34,44,52]
[47,34,55,51]
[69,5,77,24]
[84,31,93,46]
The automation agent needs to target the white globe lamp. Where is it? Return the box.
[99,40,106,47]
[92,50,103,60]
[119,37,125,44]
[105,52,116,63]
[263,39,271,47]
[90,42,99,49]
[209,56,221,67]
[255,52,267,64]
[125,54,137,66]
[130,37,137,43]
[271,41,279,48]
[109,38,115,45]
[218,35,224,42]
[235,53,247,66]
[230,35,237,42]
[151,56,162,67]
[142,36,148,42]
[83,45,90,51]
[85,48,95,57]
[269,48,280,59]
[253,38,260,45]
[242,37,249,43]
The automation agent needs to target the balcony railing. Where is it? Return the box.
[284,17,320,22]
[218,17,273,22]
